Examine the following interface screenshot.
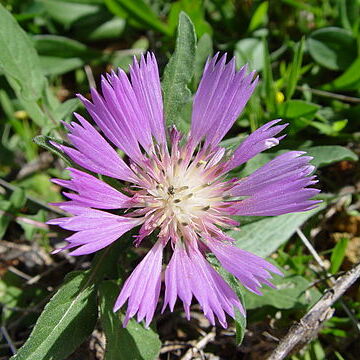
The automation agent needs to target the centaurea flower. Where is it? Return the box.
[48,53,320,328]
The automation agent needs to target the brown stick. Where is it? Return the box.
[267,262,360,360]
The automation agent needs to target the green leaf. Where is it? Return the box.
[304,146,358,168]
[10,188,26,209]
[162,12,196,128]
[168,0,212,38]
[307,27,357,70]
[330,237,349,274]
[85,17,125,41]
[235,38,265,71]
[0,4,46,101]
[99,281,161,360]
[33,35,101,75]
[322,57,360,91]
[248,1,268,32]
[39,57,84,76]
[207,256,246,345]
[54,98,80,120]
[33,35,99,59]
[277,100,320,120]
[285,38,304,100]
[0,200,12,238]
[339,0,360,34]
[105,0,171,35]
[33,135,72,166]
[193,33,213,88]
[262,37,276,112]
[244,274,321,310]
[10,270,98,360]
[40,0,100,27]
[11,240,127,360]
[229,205,325,257]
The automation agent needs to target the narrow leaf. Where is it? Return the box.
[330,237,349,274]
[162,12,196,127]
[285,37,304,100]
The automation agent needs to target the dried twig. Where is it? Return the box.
[267,262,360,360]
[0,326,17,355]
[297,228,360,332]
[181,330,216,360]
[0,178,66,216]
[84,65,96,89]
[296,86,360,103]
[16,152,53,180]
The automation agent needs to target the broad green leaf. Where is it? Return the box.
[39,56,84,76]
[330,237,349,274]
[278,100,320,120]
[99,281,161,360]
[235,38,264,71]
[162,12,196,128]
[85,17,125,40]
[54,98,80,120]
[105,0,171,35]
[33,35,101,75]
[40,0,100,27]
[307,27,357,70]
[33,35,99,59]
[322,58,360,91]
[304,146,358,168]
[11,271,98,360]
[244,274,321,310]
[11,241,127,360]
[248,1,268,32]
[0,4,46,101]
[229,204,325,257]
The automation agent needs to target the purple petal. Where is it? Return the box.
[60,114,136,182]
[163,244,244,328]
[231,151,321,216]
[227,120,288,170]
[207,240,282,295]
[114,241,163,327]
[52,168,132,209]
[48,208,141,255]
[191,54,258,147]
[77,53,165,162]
[129,53,166,145]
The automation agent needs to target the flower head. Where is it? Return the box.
[48,53,320,328]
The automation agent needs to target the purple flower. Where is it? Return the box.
[48,53,320,328]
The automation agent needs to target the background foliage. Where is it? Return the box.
[0,0,359,359]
